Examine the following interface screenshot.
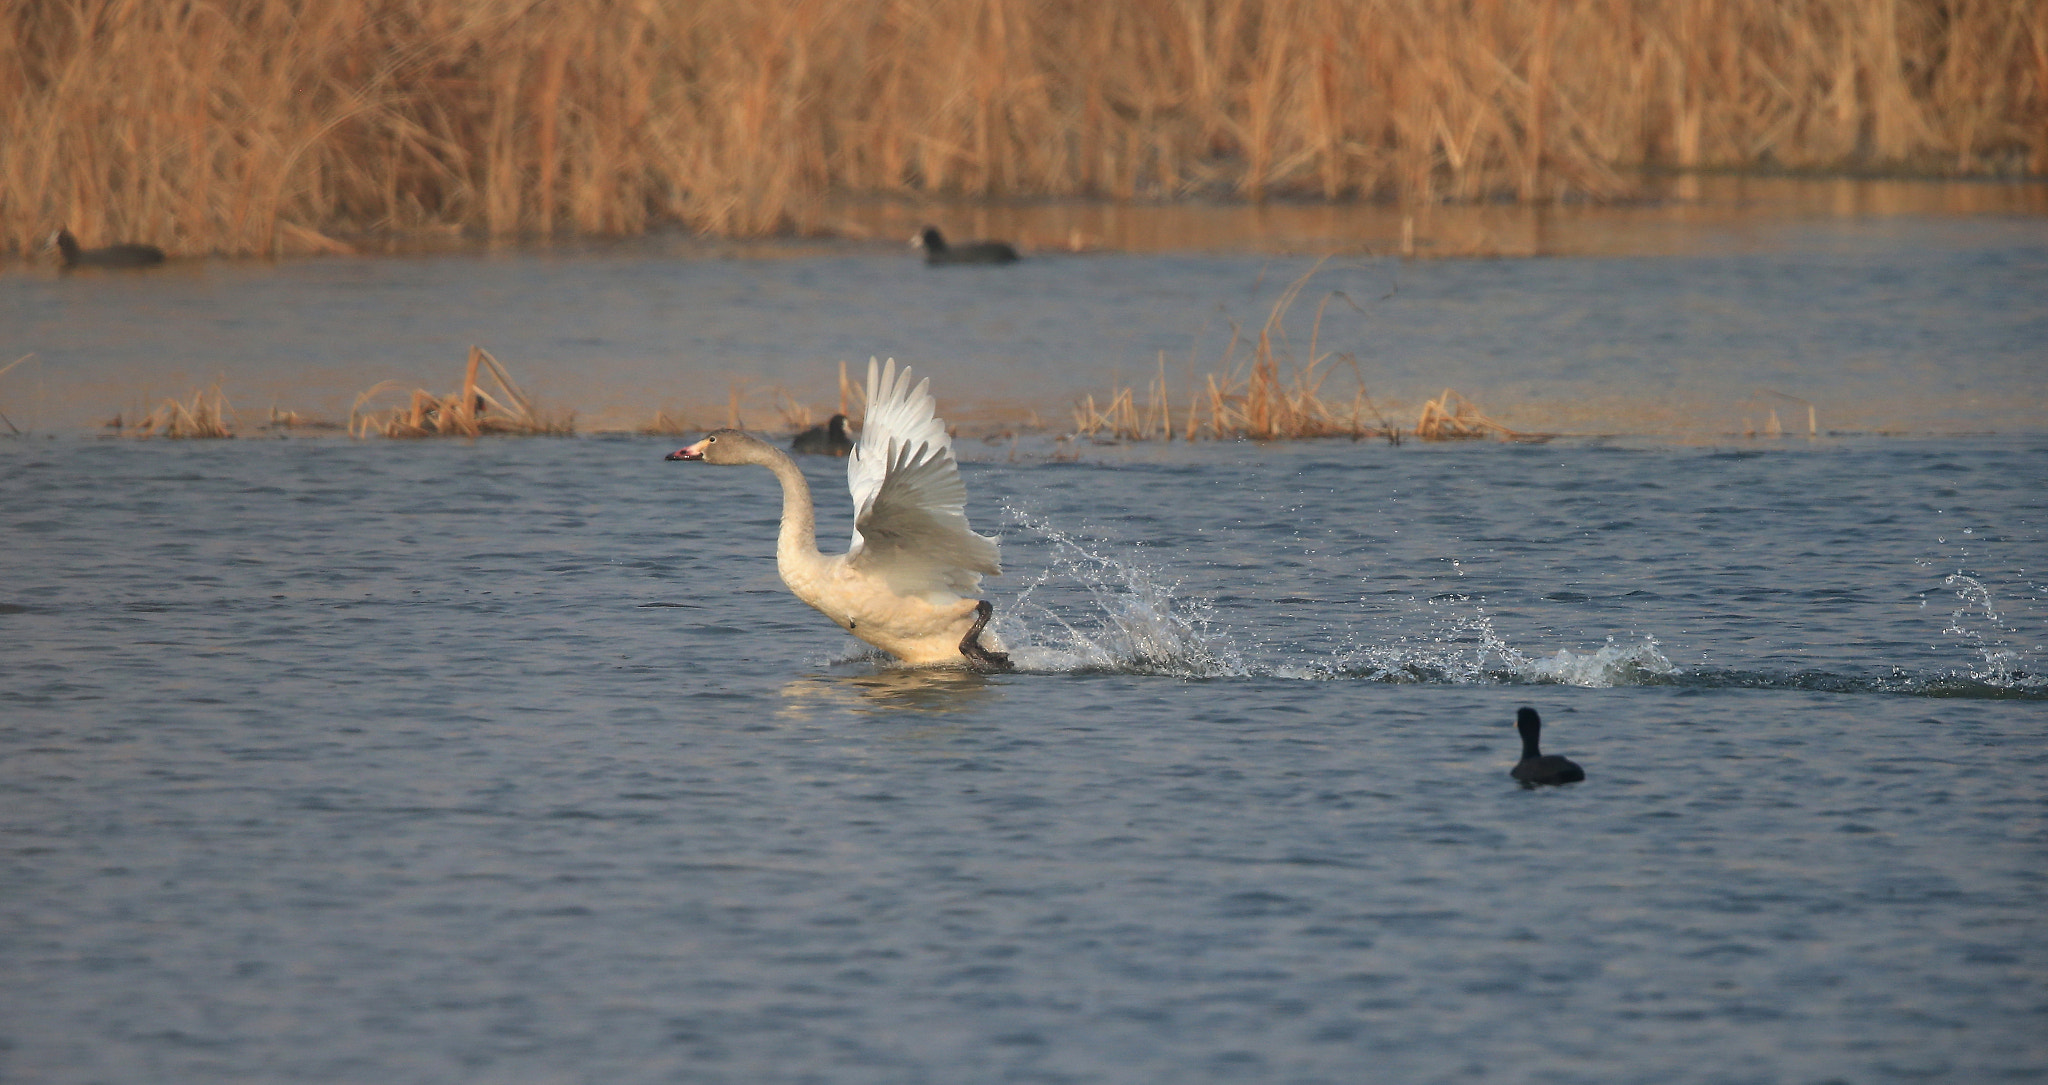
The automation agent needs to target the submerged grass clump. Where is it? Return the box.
[110,386,237,439]
[349,346,572,438]
[1411,389,1548,442]
[1073,266,1402,443]
[1071,263,1583,445]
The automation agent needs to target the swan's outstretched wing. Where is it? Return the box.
[846,358,1001,595]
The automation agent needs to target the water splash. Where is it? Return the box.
[1939,573,2041,693]
[990,513,1677,686]
[1320,597,1676,687]
[995,507,1247,677]
[976,514,2036,698]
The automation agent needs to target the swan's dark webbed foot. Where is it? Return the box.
[960,599,1013,673]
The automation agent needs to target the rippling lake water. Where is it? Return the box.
[4,197,2045,1083]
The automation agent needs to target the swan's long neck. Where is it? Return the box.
[758,447,827,575]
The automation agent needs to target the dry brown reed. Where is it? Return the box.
[1743,389,1820,438]
[1411,389,1552,443]
[112,386,237,439]
[715,361,864,437]
[0,354,32,435]
[635,412,694,438]
[1074,265,1401,443]
[261,407,341,432]
[1414,389,1504,441]
[7,0,2041,255]
[349,346,572,438]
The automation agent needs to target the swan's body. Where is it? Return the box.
[792,414,854,456]
[51,228,165,269]
[914,226,1019,265]
[668,359,1008,670]
[1510,707,1586,786]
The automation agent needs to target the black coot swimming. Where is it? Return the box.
[1510,707,1585,786]
[914,226,1019,265]
[52,228,166,269]
[791,414,854,456]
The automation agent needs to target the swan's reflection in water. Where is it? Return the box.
[778,667,1001,719]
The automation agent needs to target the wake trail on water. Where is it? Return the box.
[987,509,2044,699]
[993,507,1669,688]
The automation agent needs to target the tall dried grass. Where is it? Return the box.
[349,346,571,438]
[1411,389,1549,441]
[111,385,237,439]
[1075,264,1402,442]
[7,0,2041,255]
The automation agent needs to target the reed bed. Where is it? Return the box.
[349,346,572,438]
[7,0,2041,255]
[111,386,237,439]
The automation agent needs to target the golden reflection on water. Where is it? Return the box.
[777,667,1001,720]
[825,175,2048,258]
[7,176,2042,439]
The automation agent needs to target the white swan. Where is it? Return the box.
[667,358,1009,670]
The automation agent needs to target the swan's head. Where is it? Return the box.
[666,428,773,464]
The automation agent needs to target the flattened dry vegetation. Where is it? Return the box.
[349,346,573,438]
[1071,265,1550,445]
[105,385,237,439]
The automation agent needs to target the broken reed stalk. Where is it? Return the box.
[772,391,815,433]
[1412,389,1549,443]
[7,0,2040,255]
[1413,389,1505,441]
[1745,389,1820,438]
[637,411,693,437]
[348,346,572,438]
[115,386,237,439]
[0,354,30,435]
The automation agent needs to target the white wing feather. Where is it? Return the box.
[846,358,1001,594]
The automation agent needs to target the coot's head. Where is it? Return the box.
[50,228,82,265]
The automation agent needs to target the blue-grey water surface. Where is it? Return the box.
[4,211,2045,437]
[4,433,2043,1084]
[3,205,2046,1083]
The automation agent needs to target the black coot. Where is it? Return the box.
[53,228,166,269]
[915,226,1019,265]
[1510,707,1585,786]
[792,414,854,456]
